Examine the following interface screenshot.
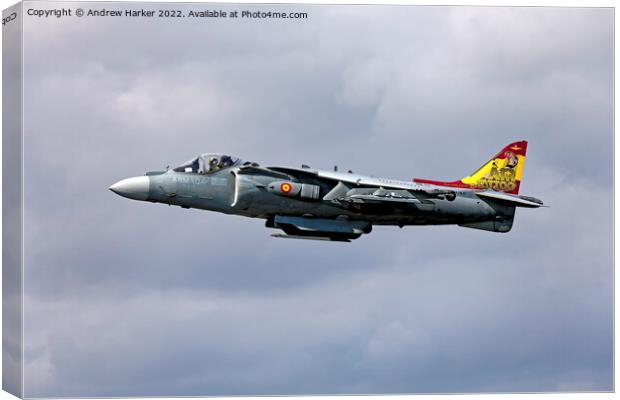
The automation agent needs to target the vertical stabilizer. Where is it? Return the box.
[414,141,528,194]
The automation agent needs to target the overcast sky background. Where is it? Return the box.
[15,3,613,397]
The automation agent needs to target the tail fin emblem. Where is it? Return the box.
[413,141,529,195]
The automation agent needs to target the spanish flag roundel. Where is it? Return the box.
[280,182,292,194]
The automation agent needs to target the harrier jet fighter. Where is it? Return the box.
[109,141,543,242]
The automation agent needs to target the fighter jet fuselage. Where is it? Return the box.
[110,142,544,242]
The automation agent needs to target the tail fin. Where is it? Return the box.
[414,141,528,194]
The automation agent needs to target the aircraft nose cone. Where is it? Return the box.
[109,176,150,201]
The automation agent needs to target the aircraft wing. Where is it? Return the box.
[268,166,416,189]
[267,166,451,195]
[266,166,457,209]
[475,191,544,208]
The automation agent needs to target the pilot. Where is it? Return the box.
[208,157,219,172]
[220,155,233,168]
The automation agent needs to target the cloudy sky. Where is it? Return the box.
[13,2,614,397]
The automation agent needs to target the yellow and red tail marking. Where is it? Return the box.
[414,141,528,194]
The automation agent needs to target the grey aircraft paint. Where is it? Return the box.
[110,143,543,242]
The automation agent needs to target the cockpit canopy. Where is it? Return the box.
[173,154,242,174]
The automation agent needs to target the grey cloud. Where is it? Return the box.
[23,239,611,396]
